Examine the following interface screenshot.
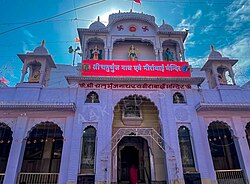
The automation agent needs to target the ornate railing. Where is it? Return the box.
[216,169,246,184]
[0,173,4,184]
[17,173,58,184]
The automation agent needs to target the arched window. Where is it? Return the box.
[80,126,96,174]
[178,126,196,172]
[207,121,240,170]
[245,123,250,149]
[0,123,12,173]
[173,92,185,104]
[21,122,63,173]
[85,91,100,103]
[123,95,142,118]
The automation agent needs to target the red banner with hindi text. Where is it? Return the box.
[82,60,191,78]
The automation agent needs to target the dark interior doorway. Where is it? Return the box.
[117,136,151,183]
[121,146,139,181]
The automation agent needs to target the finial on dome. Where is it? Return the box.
[130,8,132,12]
[97,16,100,22]
[162,19,165,25]
[211,44,215,51]
[119,10,121,13]
[41,40,45,47]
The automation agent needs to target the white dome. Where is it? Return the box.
[33,45,49,55]
[89,17,105,30]
[158,20,174,32]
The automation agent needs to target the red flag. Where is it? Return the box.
[134,0,141,4]
[1,76,8,83]
[75,37,80,42]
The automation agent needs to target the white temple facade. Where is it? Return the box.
[0,11,250,184]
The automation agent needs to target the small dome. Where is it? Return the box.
[158,20,174,32]
[208,45,223,59]
[33,40,49,55]
[89,16,105,30]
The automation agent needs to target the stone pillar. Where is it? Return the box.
[186,90,217,184]
[66,115,82,184]
[212,66,220,87]
[58,116,74,184]
[197,116,217,184]
[95,89,113,184]
[229,68,236,85]
[3,116,28,184]
[20,64,28,83]
[159,49,163,61]
[108,49,113,60]
[232,117,250,183]
[104,48,109,60]
[159,90,184,184]
[155,50,159,61]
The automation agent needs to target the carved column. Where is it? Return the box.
[159,49,163,61]
[109,49,113,60]
[104,48,109,60]
[155,50,159,61]
[3,116,28,184]
[58,116,74,184]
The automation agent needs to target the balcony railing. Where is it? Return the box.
[216,169,246,184]
[0,173,4,184]
[17,173,58,184]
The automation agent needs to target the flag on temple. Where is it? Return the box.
[75,37,80,42]
[134,0,141,4]
[1,76,8,83]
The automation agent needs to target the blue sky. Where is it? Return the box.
[0,0,249,86]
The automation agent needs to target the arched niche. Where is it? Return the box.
[112,38,155,61]
[162,39,182,61]
[0,122,13,173]
[207,121,240,170]
[21,121,63,173]
[85,37,105,60]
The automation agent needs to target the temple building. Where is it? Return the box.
[1,11,250,184]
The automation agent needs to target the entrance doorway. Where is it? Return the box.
[117,136,151,183]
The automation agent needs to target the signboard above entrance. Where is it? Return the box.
[82,60,191,77]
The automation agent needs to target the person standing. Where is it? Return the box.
[129,164,138,184]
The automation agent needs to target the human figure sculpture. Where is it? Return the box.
[218,74,227,85]
[29,68,40,83]
[165,48,174,61]
[128,45,138,61]
[90,45,102,60]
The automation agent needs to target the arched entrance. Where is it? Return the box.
[112,94,167,183]
[118,136,150,183]
[18,121,63,184]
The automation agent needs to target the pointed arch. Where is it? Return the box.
[173,92,185,104]
[0,123,13,173]
[245,122,250,149]
[207,121,240,170]
[21,121,63,173]
[80,126,97,174]
[178,126,196,172]
[85,91,100,103]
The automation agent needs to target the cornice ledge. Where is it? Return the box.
[0,102,76,111]
[65,75,205,85]
[196,102,250,112]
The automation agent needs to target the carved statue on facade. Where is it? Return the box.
[218,74,227,85]
[90,45,102,60]
[28,65,41,83]
[165,48,174,61]
[128,45,138,61]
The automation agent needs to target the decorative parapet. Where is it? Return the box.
[196,102,250,111]
[0,101,76,111]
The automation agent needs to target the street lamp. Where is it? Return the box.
[68,46,80,66]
